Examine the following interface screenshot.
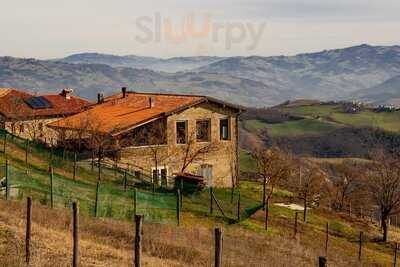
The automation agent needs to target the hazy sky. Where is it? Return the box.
[1,0,399,59]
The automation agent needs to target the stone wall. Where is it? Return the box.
[120,102,239,188]
[3,117,60,145]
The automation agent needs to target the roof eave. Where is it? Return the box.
[110,114,165,137]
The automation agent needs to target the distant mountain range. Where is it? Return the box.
[56,53,225,73]
[351,75,400,106]
[1,44,400,107]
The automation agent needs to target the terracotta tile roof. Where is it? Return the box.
[49,92,206,135]
[0,88,90,119]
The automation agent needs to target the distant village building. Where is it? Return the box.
[341,101,365,114]
[375,105,397,112]
[0,88,90,144]
[49,88,242,187]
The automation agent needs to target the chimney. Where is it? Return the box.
[97,93,104,104]
[121,87,127,98]
[60,88,73,100]
[149,96,155,108]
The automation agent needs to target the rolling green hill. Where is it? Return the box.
[244,118,339,137]
[246,103,400,137]
[239,102,400,159]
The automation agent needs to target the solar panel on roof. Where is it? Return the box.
[25,96,53,109]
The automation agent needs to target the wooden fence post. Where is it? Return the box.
[134,215,143,267]
[358,231,363,261]
[210,187,214,215]
[26,197,32,264]
[237,191,241,222]
[5,159,9,200]
[72,202,79,267]
[394,243,398,267]
[176,188,181,226]
[325,222,329,256]
[319,257,327,267]
[50,167,54,209]
[94,181,100,217]
[215,228,223,267]
[294,212,298,238]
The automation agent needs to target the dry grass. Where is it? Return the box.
[248,206,398,267]
[0,198,375,267]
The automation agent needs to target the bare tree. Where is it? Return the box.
[66,114,95,180]
[327,160,363,211]
[253,147,292,230]
[53,111,114,181]
[366,150,400,242]
[293,159,326,222]
[180,137,219,174]
[127,119,169,188]
[85,124,113,181]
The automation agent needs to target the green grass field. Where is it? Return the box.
[331,110,400,132]
[244,118,340,137]
[239,150,256,172]
[242,103,400,138]
[280,104,340,118]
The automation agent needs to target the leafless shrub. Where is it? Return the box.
[365,149,400,241]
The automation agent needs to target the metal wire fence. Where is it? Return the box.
[0,129,263,225]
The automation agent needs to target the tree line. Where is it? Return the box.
[252,146,400,242]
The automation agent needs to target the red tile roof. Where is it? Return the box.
[0,88,90,119]
[49,91,241,135]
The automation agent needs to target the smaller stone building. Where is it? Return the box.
[49,89,242,187]
[0,88,90,145]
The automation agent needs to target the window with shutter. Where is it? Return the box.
[220,118,230,140]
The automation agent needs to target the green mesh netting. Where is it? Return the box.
[0,129,262,225]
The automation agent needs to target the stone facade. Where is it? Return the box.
[1,116,60,145]
[120,102,239,188]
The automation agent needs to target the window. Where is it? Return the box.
[19,124,24,133]
[196,120,211,142]
[176,121,187,144]
[39,122,44,132]
[161,169,167,187]
[220,118,230,140]
[152,167,168,186]
[199,164,213,186]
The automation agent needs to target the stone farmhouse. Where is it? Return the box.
[49,88,242,187]
[0,88,90,145]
